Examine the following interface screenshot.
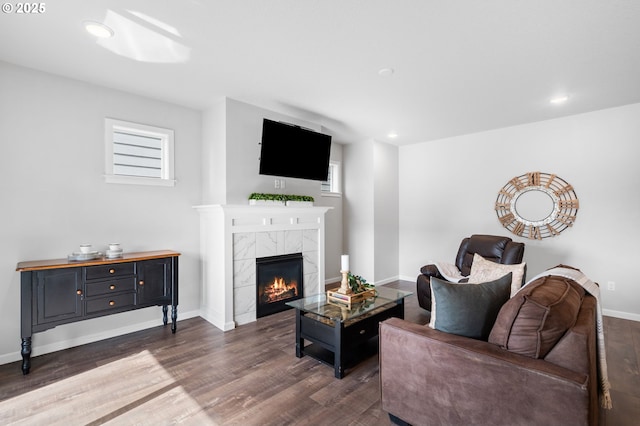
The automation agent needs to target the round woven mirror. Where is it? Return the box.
[495,172,579,240]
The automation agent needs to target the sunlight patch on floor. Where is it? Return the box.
[0,350,216,425]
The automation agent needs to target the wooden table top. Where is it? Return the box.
[16,250,181,272]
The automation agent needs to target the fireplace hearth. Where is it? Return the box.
[256,253,304,318]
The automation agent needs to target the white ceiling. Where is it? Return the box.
[2,0,640,145]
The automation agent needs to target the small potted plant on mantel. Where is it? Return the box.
[284,194,314,207]
[248,193,314,207]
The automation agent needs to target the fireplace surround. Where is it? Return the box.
[195,204,332,331]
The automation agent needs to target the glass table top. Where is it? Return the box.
[286,286,413,323]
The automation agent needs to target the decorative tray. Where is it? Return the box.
[326,288,376,308]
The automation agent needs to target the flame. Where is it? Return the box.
[261,276,298,303]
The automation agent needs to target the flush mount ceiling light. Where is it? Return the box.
[84,21,114,38]
[387,132,398,139]
[550,95,569,104]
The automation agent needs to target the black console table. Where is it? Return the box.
[17,250,180,374]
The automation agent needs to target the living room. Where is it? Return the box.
[1,1,639,424]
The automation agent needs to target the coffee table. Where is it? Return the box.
[286,286,413,378]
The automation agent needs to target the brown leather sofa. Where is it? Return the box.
[380,274,599,426]
[416,234,525,311]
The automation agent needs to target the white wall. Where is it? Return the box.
[399,103,640,320]
[344,140,375,280]
[201,98,227,204]
[344,139,399,284]
[374,141,399,284]
[200,98,345,282]
[0,62,203,364]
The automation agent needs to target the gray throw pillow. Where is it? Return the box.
[428,273,512,340]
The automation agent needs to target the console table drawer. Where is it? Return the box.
[85,277,136,297]
[85,262,135,280]
[86,293,136,314]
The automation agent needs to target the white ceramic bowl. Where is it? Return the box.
[79,244,92,254]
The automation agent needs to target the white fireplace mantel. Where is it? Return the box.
[194,204,332,331]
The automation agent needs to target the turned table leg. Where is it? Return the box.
[171,305,177,334]
[21,337,31,375]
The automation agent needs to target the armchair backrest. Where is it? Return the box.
[455,234,525,276]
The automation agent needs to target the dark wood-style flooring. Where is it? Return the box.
[0,280,638,425]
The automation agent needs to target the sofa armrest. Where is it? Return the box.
[419,263,443,279]
[379,318,592,426]
[416,265,443,311]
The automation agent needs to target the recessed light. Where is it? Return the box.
[550,95,569,104]
[387,132,398,139]
[84,21,114,38]
[378,68,394,77]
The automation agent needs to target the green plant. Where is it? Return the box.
[248,193,314,202]
[286,194,314,202]
[347,273,374,293]
[248,193,287,202]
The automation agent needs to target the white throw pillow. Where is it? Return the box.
[468,253,526,297]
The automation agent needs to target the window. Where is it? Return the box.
[104,118,175,186]
[321,161,341,196]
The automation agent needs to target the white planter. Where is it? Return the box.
[248,199,286,206]
[286,201,313,207]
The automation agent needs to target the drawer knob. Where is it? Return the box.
[138,280,144,286]
[109,300,115,306]
[359,329,366,335]
[109,269,115,274]
[76,290,83,296]
[109,285,116,290]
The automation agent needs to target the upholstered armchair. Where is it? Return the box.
[416,234,525,311]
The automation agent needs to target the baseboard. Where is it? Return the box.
[324,276,405,291]
[4,302,634,367]
[603,309,640,322]
[325,275,341,286]
[375,276,400,286]
[199,309,236,332]
[0,309,201,366]
[398,274,416,282]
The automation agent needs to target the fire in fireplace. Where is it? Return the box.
[256,253,303,318]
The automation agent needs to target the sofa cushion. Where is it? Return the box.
[428,273,512,340]
[468,253,526,296]
[488,275,585,358]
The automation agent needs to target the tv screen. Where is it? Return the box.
[259,119,332,181]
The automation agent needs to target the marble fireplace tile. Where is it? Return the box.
[303,229,318,252]
[233,232,256,261]
[256,231,278,258]
[284,230,303,254]
[304,272,319,296]
[303,251,318,275]
[276,231,285,255]
[234,285,256,316]
[233,259,255,289]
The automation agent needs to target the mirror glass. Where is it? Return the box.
[514,190,555,222]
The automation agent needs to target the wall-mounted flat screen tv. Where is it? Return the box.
[259,118,332,181]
